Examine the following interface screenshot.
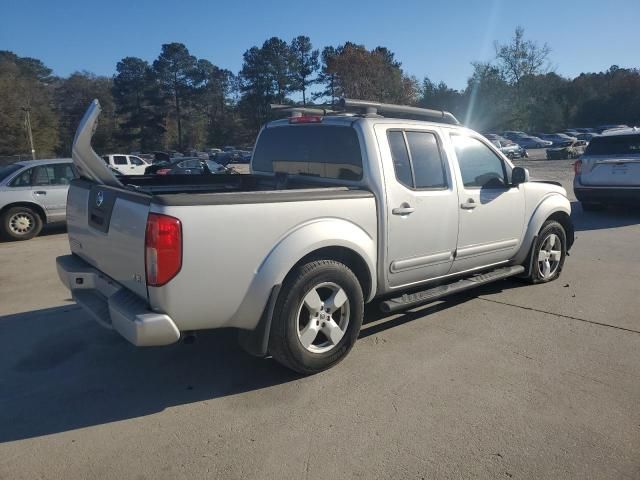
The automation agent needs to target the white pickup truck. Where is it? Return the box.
[57,99,574,374]
[101,154,149,175]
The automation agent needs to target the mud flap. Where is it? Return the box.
[237,284,281,357]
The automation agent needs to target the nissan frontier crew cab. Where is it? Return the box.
[57,99,574,374]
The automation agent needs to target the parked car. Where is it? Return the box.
[546,140,587,160]
[57,99,574,373]
[484,133,510,144]
[595,124,628,134]
[573,128,640,210]
[514,136,553,149]
[159,158,227,175]
[491,140,527,159]
[575,133,595,142]
[143,157,226,175]
[212,150,251,166]
[0,159,77,240]
[539,133,577,147]
[102,154,150,175]
[502,131,528,141]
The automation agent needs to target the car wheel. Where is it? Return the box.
[1,206,43,241]
[269,259,364,374]
[525,220,567,284]
[581,201,605,212]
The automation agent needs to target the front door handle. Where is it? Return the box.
[392,204,415,215]
[34,191,47,195]
[460,199,476,209]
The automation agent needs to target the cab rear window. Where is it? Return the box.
[585,134,640,155]
[252,125,363,180]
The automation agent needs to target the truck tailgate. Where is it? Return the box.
[66,179,151,300]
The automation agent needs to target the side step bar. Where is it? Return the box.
[380,265,525,313]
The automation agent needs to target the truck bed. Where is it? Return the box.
[112,173,373,206]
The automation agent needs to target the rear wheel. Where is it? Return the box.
[268,259,364,374]
[1,206,43,241]
[525,220,567,284]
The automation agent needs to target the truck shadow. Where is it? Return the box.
[571,201,640,231]
[0,305,301,443]
[0,276,539,443]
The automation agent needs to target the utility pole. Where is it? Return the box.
[23,107,36,160]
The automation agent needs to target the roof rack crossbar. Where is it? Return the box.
[340,98,460,125]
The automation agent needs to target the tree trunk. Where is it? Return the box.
[174,74,182,150]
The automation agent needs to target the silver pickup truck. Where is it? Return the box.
[57,99,574,374]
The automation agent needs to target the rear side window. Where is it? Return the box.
[406,132,446,188]
[252,125,363,180]
[113,155,128,165]
[387,130,447,189]
[388,131,413,187]
[585,134,640,155]
[9,167,34,187]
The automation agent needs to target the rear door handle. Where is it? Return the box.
[392,204,415,215]
[460,199,476,209]
[34,191,47,195]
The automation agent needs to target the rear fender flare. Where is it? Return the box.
[230,218,376,330]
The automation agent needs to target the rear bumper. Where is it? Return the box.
[574,185,640,203]
[56,254,180,346]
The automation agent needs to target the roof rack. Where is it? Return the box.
[339,98,459,125]
[270,99,459,125]
[269,104,341,117]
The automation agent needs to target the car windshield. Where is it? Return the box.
[584,134,640,155]
[0,163,23,182]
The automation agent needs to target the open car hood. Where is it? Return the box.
[72,100,123,187]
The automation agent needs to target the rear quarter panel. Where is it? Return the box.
[148,195,378,331]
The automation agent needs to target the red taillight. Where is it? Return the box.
[289,115,323,124]
[145,213,182,287]
[573,159,582,175]
[156,168,171,175]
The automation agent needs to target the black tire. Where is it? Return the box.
[1,206,43,241]
[581,201,605,212]
[525,220,567,284]
[268,259,364,374]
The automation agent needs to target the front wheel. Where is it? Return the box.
[525,220,567,284]
[268,259,364,374]
[1,206,43,241]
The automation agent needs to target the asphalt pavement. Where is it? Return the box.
[1,158,639,479]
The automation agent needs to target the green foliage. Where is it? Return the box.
[153,43,199,150]
[1,29,639,159]
[289,36,320,105]
[314,42,417,104]
[112,57,165,151]
[0,51,59,157]
[54,72,117,155]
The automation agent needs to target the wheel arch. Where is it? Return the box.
[513,193,573,265]
[230,218,376,332]
[284,245,373,302]
[0,202,48,224]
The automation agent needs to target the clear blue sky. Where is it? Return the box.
[2,0,638,90]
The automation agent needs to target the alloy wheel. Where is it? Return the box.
[296,282,350,354]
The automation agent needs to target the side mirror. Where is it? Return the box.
[512,166,529,186]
